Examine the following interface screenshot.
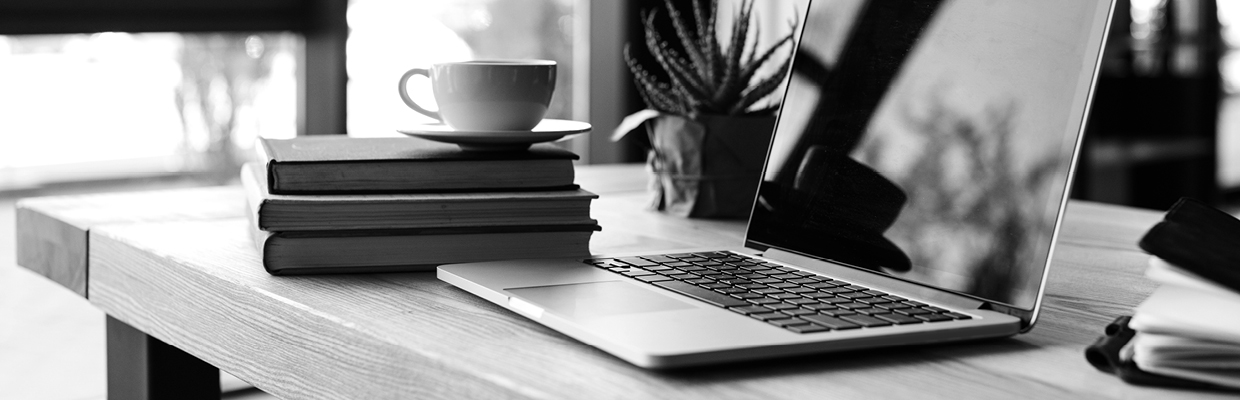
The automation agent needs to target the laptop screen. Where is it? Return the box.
[747,0,1112,310]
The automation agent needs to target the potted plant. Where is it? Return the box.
[614,0,798,218]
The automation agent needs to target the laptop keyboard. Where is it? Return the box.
[585,251,972,334]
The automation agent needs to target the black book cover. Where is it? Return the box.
[1138,198,1240,293]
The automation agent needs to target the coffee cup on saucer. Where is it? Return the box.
[398,60,556,132]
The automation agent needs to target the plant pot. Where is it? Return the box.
[645,114,775,218]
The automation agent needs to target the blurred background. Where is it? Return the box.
[0,0,1238,399]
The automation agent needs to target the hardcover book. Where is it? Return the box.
[247,221,599,275]
[241,163,597,231]
[256,136,578,194]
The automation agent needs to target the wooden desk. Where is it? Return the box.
[15,164,1227,399]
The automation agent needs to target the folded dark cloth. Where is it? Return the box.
[1138,198,1240,293]
[1085,316,1239,392]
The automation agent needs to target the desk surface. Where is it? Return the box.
[15,164,1228,399]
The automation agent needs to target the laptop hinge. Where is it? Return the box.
[762,248,986,311]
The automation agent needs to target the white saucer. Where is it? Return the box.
[397,119,592,151]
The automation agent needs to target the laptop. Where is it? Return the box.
[439,0,1115,368]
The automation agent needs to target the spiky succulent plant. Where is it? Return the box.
[626,0,797,117]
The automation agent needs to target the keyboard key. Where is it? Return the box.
[781,308,817,316]
[806,282,841,289]
[765,303,799,311]
[820,297,852,304]
[804,303,838,311]
[644,265,673,272]
[697,252,730,259]
[652,281,749,308]
[619,257,658,267]
[739,274,767,280]
[769,318,808,327]
[787,324,830,333]
[862,290,888,297]
[804,292,835,299]
[695,261,723,267]
[669,273,699,280]
[785,287,815,294]
[737,283,767,290]
[895,308,932,316]
[621,268,655,277]
[915,313,953,322]
[729,305,772,315]
[791,271,817,277]
[668,253,697,258]
[882,295,906,302]
[901,301,928,308]
[943,312,973,320]
[754,288,784,295]
[686,278,715,285]
[636,275,672,283]
[679,266,709,273]
[752,278,782,284]
[825,287,857,294]
[840,314,893,327]
[837,292,873,300]
[772,273,802,280]
[855,308,889,315]
[769,282,798,289]
[788,278,819,285]
[748,298,781,305]
[770,293,803,300]
[876,313,923,325]
[700,283,730,290]
[856,297,892,305]
[843,285,869,291]
[786,298,819,305]
[836,302,869,310]
[876,303,912,310]
[800,314,861,330]
[665,262,693,268]
[757,270,784,276]
[716,287,747,294]
[821,309,857,317]
[641,255,676,262]
[730,292,764,300]
[678,257,708,263]
[750,312,788,321]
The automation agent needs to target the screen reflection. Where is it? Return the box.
[748,0,1109,309]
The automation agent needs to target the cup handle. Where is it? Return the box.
[398,68,441,121]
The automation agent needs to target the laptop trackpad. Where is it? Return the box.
[506,281,695,319]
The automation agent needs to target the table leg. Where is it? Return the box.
[107,315,221,400]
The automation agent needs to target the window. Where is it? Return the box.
[0,32,300,189]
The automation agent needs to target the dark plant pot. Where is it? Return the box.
[645,114,776,218]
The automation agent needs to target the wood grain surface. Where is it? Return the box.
[20,165,1233,399]
[16,186,245,297]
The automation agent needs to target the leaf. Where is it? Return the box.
[730,53,792,115]
[626,45,680,113]
[643,11,712,105]
[692,0,721,82]
[714,0,754,106]
[737,30,795,92]
[663,0,711,86]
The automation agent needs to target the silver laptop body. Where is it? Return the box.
[440,0,1115,369]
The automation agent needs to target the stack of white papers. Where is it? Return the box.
[1128,257,1240,388]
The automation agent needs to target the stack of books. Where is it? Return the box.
[1127,198,1240,389]
[242,136,599,275]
